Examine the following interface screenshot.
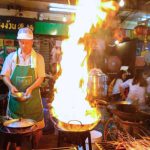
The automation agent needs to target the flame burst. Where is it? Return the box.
[51,0,119,126]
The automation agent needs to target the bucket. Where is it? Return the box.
[85,130,102,150]
[90,130,102,143]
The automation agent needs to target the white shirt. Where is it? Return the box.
[121,79,146,104]
[0,49,45,78]
[112,79,123,95]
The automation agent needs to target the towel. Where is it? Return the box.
[12,48,37,68]
[31,49,37,68]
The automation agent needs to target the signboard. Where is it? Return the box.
[0,16,35,33]
[0,16,68,36]
[34,21,68,36]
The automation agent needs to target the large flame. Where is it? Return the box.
[51,0,119,125]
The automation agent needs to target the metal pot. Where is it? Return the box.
[87,68,108,98]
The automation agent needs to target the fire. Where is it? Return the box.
[51,0,119,129]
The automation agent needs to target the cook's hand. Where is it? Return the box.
[10,86,18,94]
[24,87,32,97]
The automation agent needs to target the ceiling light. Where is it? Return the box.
[119,0,125,7]
[49,3,76,13]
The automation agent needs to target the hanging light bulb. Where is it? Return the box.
[119,0,125,7]
[62,15,67,22]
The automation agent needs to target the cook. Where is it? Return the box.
[120,69,147,106]
[0,27,45,148]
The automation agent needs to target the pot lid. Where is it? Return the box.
[3,118,36,128]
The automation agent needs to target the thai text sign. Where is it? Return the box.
[0,16,35,32]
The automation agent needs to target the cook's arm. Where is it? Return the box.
[25,77,44,96]
[3,76,18,94]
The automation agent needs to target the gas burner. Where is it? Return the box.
[0,123,39,149]
[57,129,92,150]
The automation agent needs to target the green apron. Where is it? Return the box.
[8,51,43,122]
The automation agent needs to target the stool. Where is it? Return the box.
[57,130,92,150]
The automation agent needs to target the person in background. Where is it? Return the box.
[108,69,128,101]
[0,27,45,149]
[49,42,62,102]
[50,43,62,75]
[120,69,147,106]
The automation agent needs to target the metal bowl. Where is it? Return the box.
[11,92,31,102]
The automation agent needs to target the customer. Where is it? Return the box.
[120,69,147,105]
[108,70,128,101]
[0,27,45,148]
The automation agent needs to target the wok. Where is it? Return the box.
[50,106,101,132]
[3,118,36,129]
[109,101,138,113]
[96,99,138,113]
[0,117,37,135]
[107,101,150,122]
[51,117,101,132]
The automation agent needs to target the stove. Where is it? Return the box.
[57,129,92,150]
[0,124,38,149]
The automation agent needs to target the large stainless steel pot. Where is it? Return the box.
[87,68,108,98]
